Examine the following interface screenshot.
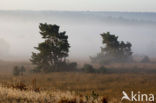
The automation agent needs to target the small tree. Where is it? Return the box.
[91,32,133,64]
[13,66,20,76]
[30,23,70,72]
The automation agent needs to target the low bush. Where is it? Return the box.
[82,64,96,73]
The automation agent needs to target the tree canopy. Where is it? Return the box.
[91,32,133,64]
[30,23,70,72]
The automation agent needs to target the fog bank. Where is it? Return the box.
[0,11,156,61]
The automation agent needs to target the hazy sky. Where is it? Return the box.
[0,0,156,12]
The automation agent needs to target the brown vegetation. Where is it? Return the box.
[0,61,156,102]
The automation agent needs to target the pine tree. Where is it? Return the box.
[30,23,70,72]
[91,32,133,64]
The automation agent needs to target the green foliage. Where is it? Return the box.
[91,32,133,64]
[81,64,108,73]
[68,62,77,69]
[30,23,70,72]
[82,64,96,73]
[51,61,77,72]
[97,66,107,73]
[61,62,78,72]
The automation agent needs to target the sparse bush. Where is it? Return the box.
[68,62,77,69]
[13,66,20,76]
[20,65,26,76]
[64,62,78,72]
[31,68,41,73]
[13,65,26,76]
[97,66,107,73]
[12,81,27,91]
[141,56,150,63]
[81,64,108,73]
[82,64,96,73]
[31,61,78,73]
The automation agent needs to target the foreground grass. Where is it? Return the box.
[0,86,110,103]
[0,87,111,103]
[0,72,156,102]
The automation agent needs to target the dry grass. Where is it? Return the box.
[0,61,156,102]
[0,83,109,103]
[0,72,156,102]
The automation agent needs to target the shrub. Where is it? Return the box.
[20,65,26,76]
[13,66,20,76]
[66,62,78,71]
[97,66,107,73]
[82,64,96,73]
[13,65,26,76]
[141,56,150,63]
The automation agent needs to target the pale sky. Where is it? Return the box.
[0,0,156,12]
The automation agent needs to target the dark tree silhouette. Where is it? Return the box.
[30,23,70,72]
[91,32,133,64]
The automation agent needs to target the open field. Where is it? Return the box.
[0,72,156,102]
[0,61,156,102]
[0,8,155,103]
